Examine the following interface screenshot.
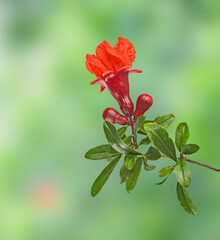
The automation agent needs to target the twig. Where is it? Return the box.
[161,155,220,172]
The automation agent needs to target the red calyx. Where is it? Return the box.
[102,68,134,117]
[102,108,129,125]
[133,94,153,120]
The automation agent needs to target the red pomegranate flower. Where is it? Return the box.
[85,37,142,117]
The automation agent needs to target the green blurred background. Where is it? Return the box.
[0,0,220,239]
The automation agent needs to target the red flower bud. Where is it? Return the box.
[102,108,129,125]
[133,94,153,120]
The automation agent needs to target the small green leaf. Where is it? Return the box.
[155,175,170,185]
[139,120,153,133]
[103,121,141,155]
[156,165,173,185]
[176,183,197,215]
[175,122,189,152]
[120,165,131,183]
[117,126,127,139]
[174,157,191,187]
[143,158,156,171]
[121,134,126,139]
[85,144,121,160]
[145,146,161,160]
[126,158,142,193]
[158,166,174,177]
[91,156,120,197]
[182,144,200,155]
[154,114,175,128]
[137,129,147,135]
[123,135,132,145]
[134,116,146,142]
[124,155,137,170]
[138,115,175,135]
[144,122,176,160]
[139,137,151,145]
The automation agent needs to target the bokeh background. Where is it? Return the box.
[0,0,220,239]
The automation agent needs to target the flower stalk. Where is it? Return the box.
[129,117,138,150]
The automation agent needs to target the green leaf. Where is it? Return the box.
[176,183,197,215]
[139,120,153,133]
[174,157,191,187]
[156,165,173,185]
[154,114,175,128]
[143,158,156,171]
[124,155,137,170]
[139,137,151,145]
[91,156,120,197]
[85,144,121,160]
[137,129,148,135]
[175,122,189,152]
[134,116,146,142]
[123,135,132,145]
[155,175,170,185]
[120,165,130,183]
[103,121,140,155]
[117,126,127,139]
[182,144,200,155]
[126,158,142,193]
[144,122,176,160]
[106,154,122,163]
[138,115,175,135]
[158,166,174,177]
[145,146,161,160]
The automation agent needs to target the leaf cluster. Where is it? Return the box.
[85,114,200,215]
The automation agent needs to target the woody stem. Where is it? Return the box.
[161,155,220,172]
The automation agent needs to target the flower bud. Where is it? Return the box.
[102,108,129,125]
[133,94,153,120]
